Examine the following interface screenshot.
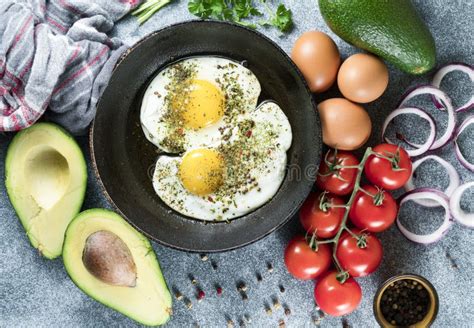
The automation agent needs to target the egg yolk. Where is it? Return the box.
[179,148,225,196]
[175,79,225,130]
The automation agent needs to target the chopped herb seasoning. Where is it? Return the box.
[152,59,289,219]
[380,279,430,326]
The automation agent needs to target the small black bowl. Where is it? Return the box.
[90,20,321,252]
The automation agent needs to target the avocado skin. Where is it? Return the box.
[5,122,87,259]
[319,0,436,75]
[63,209,172,326]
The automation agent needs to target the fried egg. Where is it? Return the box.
[152,101,292,221]
[140,57,261,153]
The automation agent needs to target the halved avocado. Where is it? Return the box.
[5,122,87,259]
[62,209,172,326]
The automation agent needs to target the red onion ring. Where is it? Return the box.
[405,155,460,207]
[449,182,474,228]
[382,107,436,157]
[398,86,456,150]
[454,115,474,172]
[397,189,453,244]
[432,63,474,112]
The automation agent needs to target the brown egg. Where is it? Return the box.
[317,98,372,150]
[291,31,341,93]
[337,53,389,103]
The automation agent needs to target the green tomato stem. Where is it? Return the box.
[317,147,377,277]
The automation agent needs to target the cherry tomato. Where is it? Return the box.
[316,149,359,196]
[336,230,383,277]
[365,144,412,190]
[349,185,397,232]
[299,192,345,238]
[314,271,362,316]
[284,236,332,280]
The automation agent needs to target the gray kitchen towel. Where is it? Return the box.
[0,0,140,134]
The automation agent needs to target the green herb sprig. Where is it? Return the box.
[132,0,176,25]
[132,0,293,33]
[188,0,293,33]
[259,1,293,33]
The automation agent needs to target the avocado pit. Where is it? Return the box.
[82,230,137,287]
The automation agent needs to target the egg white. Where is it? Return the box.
[140,57,261,153]
[152,101,292,221]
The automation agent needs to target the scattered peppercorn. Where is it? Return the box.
[341,318,350,328]
[211,261,218,270]
[237,282,247,292]
[197,290,205,302]
[267,262,274,272]
[244,314,251,323]
[312,315,321,326]
[380,279,430,326]
[185,298,193,309]
[284,306,291,316]
[256,272,263,282]
[241,292,248,301]
[273,298,281,309]
[279,285,285,293]
[174,291,183,301]
[265,305,272,315]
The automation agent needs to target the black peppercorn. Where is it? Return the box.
[380,279,430,326]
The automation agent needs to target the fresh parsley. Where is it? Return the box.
[132,0,294,33]
[260,2,293,33]
[188,0,293,33]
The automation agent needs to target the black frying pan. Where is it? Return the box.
[90,20,321,252]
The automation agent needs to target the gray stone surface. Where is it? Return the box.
[1,0,473,327]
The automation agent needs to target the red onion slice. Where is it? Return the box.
[397,189,453,244]
[432,63,474,112]
[398,86,456,150]
[382,107,436,157]
[405,155,460,207]
[449,182,474,228]
[454,115,474,172]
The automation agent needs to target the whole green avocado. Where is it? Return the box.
[319,0,436,74]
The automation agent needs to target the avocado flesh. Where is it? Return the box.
[319,0,436,74]
[63,209,172,326]
[5,122,87,259]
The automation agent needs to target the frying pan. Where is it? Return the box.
[90,20,321,252]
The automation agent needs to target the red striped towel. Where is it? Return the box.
[0,0,140,134]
